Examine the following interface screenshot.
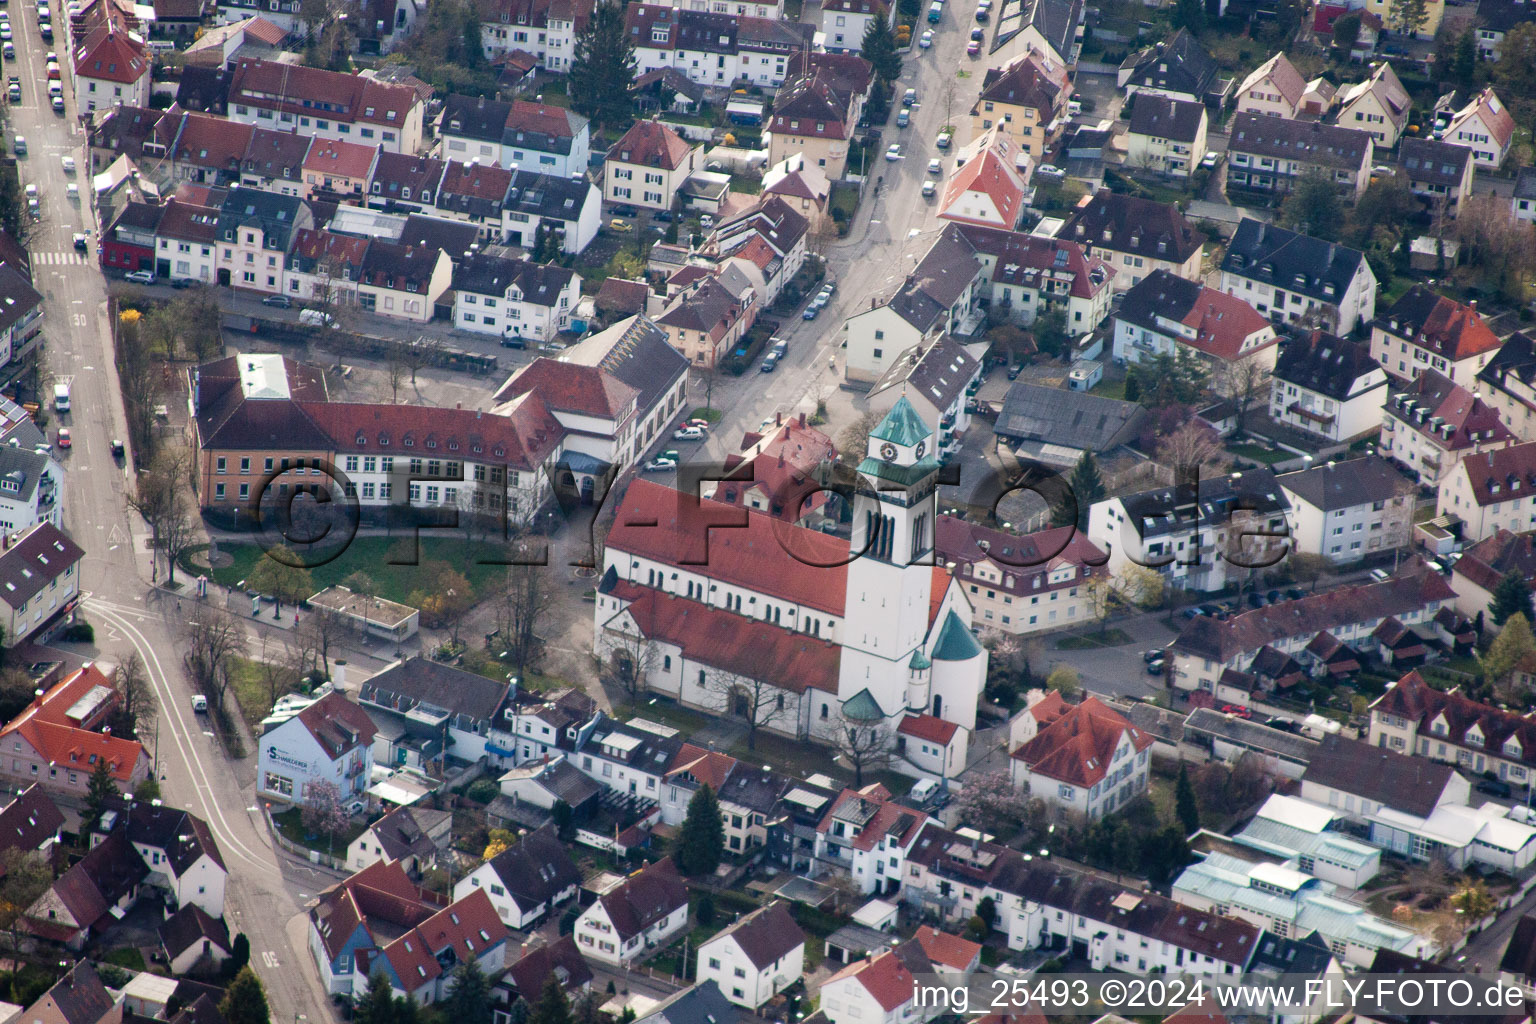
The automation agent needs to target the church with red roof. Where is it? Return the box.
[594,398,987,771]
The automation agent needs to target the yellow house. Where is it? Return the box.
[1364,0,1443,37]
[968,49,1069,163]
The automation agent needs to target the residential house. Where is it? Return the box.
[1363,0,1443,36]
[1336,62,1411,148]
[1163,571,1456,694]
[914,926,981,974]
[1226,113,1374,198]
[301,139,379,199]
[815,785,929,895]
[1087,469,1290,594]
[1269,332,1388,443]
[1234,53,1307,118]
[820,941,935,1024]
[1219,219,1377,334]
[256,691,376,807]
[1118,29,1231,107]
[1008,696,1151,818]
[0,264,44,377]
[0,662,149,797]
[634,984,739,1024]
[435,159,514,238]
[1369,286,1502,385]
[762,154,833,233]
[281,228,370,306]
[492,755,601,826]
[1111,271,1278,391]
[1398,138,1476,212]
[767,70,858,179]
[502,936,593,1001]
[1013,0,1083,67]
[937,128,1032,231]
[503,169,603,255]
[309,859,509,1001]
[1475,0,1528,59]
[995,383,1145,469]
[705,195,810,306]
[1514,167,1536,225]
[0,785,63,862]
[154,199,225,286]
[1276,456,1414,563]
[573,856,689,965]
[1499,914,1536,997]
[355,241,452,322]
[1380,370,1512,486]
[820,0,887,53]
[656,275,753,366]
[622,6,815,92]
[1477,332,1536,440]
[969,50,1071,163]
[344,804,452,875]
[605,121,701,212]
[101,199,164,276]
[476,0,595,72]
[451,254,579,343]
[865,334,979,456]
[697,902,805,1009]
[368,151,446,213]
[159,904,233,976]
[708,413,837,521]
[73,22,153,114]
[453,823,581,929]
[1438,441,1536,544]
[18,965,118,1024]
[0,523,85,650]
[225,59,427,155]
[1439,87,1515,169]
[935,518,1104,638]
[104,800,227,919]
[488,688,600,771]
[1448,529,1536,621]
[438,95,591,177]
[1126,95,1209,178]
[214,187,314,294]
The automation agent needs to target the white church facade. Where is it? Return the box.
[593,398,986,766]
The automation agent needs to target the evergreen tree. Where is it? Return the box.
[508,998,532,1024]
[1123,371,1140,403]
[1490,570,1534,627]
[1067,453,1105,531]
[860,19,902,84]
[355,973,398,1024]
[1279,168,1344,240]
[529,975,573,1024]
[219,968,270,1024]
[1175,764,1201,836]
[223,933,251,980]
[1172,0,1205,33]
[1451,30,1478,90]
[84,759,117,834]
[569,0,636,131]
[445,962,493,1024]
[677,783,725,876]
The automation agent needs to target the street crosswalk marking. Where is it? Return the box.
[32,251,89,266]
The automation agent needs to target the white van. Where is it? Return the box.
[52,382,69,412]
[298,309,336,328]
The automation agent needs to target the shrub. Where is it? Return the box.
[466,778,499,804]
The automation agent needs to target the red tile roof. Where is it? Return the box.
[1383,369,1512,451]
[173,113,255,171]
[817,786,926,851]
[940,146,1028,228]
[304,138,379,181]
[301,395,565,473]
[440,159,513,202]
[605,479,849,615]
[380,886,508,994]
[228,59,422,129]
[288,691,377,760]
[826,943,922,1012]
[607,580,841,694]
[1380,286,1501,361]
[609,120,695,171]
[0,664,147,783]
[715,417,836,519]
[1371,670,1536,771]
[914,925,981,970]
[506,100,580,139]
[1174,285,1276,362]
[1456,441,1536,507]
[1010,695,1151,787]
[666,744,737,789]
[491,357,637,421]
[897,714,959,745]
[73,24,151,84]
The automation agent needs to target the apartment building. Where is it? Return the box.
[1379,370,1512,486]
[225,59,426,155]
[1219,219,1377,334]
[1276,456,1414,563]
[1058,192,1206,290]
[969,50,1070,163]
[1226,113,1374,199]
[1125,95,1208,178]
[1370,670,1536,791]
[604,121,701,212]
[1436,441,1536,544]
[934,518,1103,636]
[1369,286,1502,385]
[1269,332,1388,443]
[1111,271,1278,392]
[1009,696,1152,819]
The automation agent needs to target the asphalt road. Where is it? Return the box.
[10,9,337,1020]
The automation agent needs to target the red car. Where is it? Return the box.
[56,428,70,449]
[1220,704,1252,719]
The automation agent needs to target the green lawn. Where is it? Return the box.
[272,805,367,856]
[225,655,299,727]
[200,536,514,606]
[1229,443,1291,465]
[1092,378,1128,401]
[688,406,724,423]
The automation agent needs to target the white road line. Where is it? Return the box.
[86,597,282,879]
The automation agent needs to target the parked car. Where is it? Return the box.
[262,294,292,308]
[760,353,778,373]
[896,109,910,128]
[56,428,70,449]
[1477,779,1514,799]
[919,28,933,46]
[903,88,917,106]
[673,426,705,441]
[60,154,75,173]
[1220,704,1253,719]
[191,695,209,713]
[124,270,155,284]
[803,304,820,320]
[110,439,124,460]
[1286,587,1306,601]
[927,158,942,175]
[10,135,22,156]
[1142,649,1164,664]
[1265,717,1298,733]
[643,458,677,473]
[1200,151,1219,169]
[610,204,638,218]
[967,38,981,55]
[72,232,88,251]
[970,26,984,39]
[50,95,63,113]
[1181,606,1206,619]
[1369,568,1391,582]
[1006,364,1021,380]
[1146,659,1164,676]
[936,129,953,149]
[169,277,195,289]
[609,218,632,232]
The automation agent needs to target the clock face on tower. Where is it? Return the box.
[879,442,898,462]
[914,440,926,459]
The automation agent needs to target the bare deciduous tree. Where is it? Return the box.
[831,710,891,787]
[600,627,657,706]
[113,652,155,738]
[1155,420,1231,477]
[837,409,884,467]
[401,337,444,386]
[496,559,553,680]
[185,607,247,710]
[1216,358,1270,436]
[256,631,303,709]
[126,446,196,585]
[700,668,795,750]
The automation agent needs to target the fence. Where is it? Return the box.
[263,805,349,871]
